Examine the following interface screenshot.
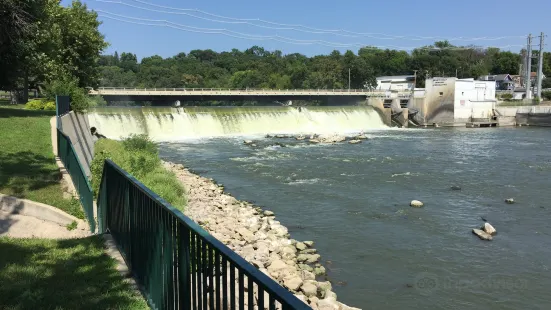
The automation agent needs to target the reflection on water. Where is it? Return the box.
[160,127,551,309]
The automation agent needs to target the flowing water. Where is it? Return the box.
[92,107,551,309]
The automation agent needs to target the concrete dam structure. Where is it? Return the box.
[87,106,387,141]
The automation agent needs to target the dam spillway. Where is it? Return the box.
[87,106,387,141]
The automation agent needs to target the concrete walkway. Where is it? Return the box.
[0,210,89,239]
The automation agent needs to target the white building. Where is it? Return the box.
[375,75,416,91]
[411,77,497,126]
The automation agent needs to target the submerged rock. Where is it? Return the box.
[243,140,254,145]
[505,198,515,204]
[450,186,462,190]
[472,228,493,241]
[482,222,497,236]
[410,200,424,208]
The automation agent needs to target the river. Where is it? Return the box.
[159,127,551,309]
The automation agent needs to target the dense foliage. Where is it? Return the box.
[90,135,186,210]
[0,0,107,106]
[98,43,551,90]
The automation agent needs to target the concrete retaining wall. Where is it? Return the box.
[0,193,81,226]
[57,112,95,177]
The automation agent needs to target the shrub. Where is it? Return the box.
[43,101,56,111]
[88,96,107,108]
[500,93,513,100]
[542,91,551,101]
[43,74,89,112]
[91,135,186,210]
[25,100,46,110]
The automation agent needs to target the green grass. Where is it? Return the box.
[91,135,186,210]
[0,107,84,219]
[0,236,148,310]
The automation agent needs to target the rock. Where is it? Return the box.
[505,198,515,204]
[355,134,368,140]
[300,270,316,281]
[295,242,307,251]
[303,241,314,247]
[237,227,255,243]
[264,210,275,216]
[410,200,424,208]
[295,294,308,304]
[298,264,314,272]
[472,228,493,241]
[297,253,320,263]
[301,282,318,297]
[348,139,362,144]
[300,249,317,254]
[318,297,340,310]
[314,266,326,276]
[309,139,320,144]
[309,296,320,309]
[325,290,337,300]
[339,303,362,310]
[318,281,332,296]
[275,134,288,139]
[450,186,462,190]
[482,222,497,236]
[317,134,346,144]
[267,259,288,273]
[296,135,306,140]
[283,276,303,291]
[243,140,254,145]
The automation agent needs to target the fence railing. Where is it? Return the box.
[56,95,71,117]
[57,128,95,232]
[97,159,309,310]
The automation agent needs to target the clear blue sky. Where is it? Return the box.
[63,0,550,60]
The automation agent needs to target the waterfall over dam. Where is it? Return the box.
[87,106,387,141]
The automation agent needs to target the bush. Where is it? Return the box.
[500,93,513,100]
[43,74,89,112]
[88,96,107,108]
[43,101,56,110]
[91,135,186,210]
[542,91,551,101]
[25,100,46,110]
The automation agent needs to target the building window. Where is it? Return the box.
[439,92,444,96]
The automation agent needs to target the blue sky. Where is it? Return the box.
[63,0,550,59]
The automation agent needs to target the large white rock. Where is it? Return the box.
[410,200,424,208]
[318,297,340,310]
[283,276,303,291]
[348,139,362,144]
[301,282,318,297]
[505,198,515,204]
[482,222,497,235]
[472,228,493,241]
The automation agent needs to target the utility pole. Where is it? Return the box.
[536,32,545,100]
[348,68,351,91]
[525,34,533,100]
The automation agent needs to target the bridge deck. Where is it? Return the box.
[89,88,411,97]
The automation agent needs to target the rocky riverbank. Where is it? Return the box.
[163,161,360,310]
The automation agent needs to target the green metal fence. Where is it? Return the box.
[57,128,95,232]
[56,95,71,117]
[97,159,310,310]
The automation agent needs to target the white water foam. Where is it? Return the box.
[88,106,388,141]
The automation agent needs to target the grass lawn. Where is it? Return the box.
[0,107,84,219]
[0,236,148,310]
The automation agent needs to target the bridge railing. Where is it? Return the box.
[97,159,310,310]
[95,87,387,93]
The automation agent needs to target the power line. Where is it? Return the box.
[97,11,524,51]
[92,0,526,42]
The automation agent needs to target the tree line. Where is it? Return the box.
[98,42,551,91]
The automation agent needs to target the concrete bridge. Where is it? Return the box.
[89,87,412,103]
